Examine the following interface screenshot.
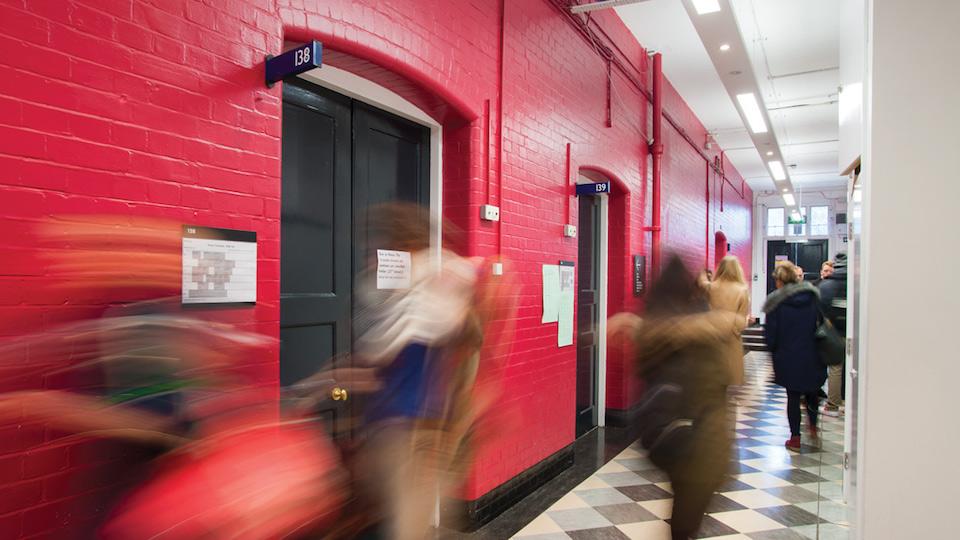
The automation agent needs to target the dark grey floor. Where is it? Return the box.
[438,423,641,539]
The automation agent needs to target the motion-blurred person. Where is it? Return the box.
[350,203,506,540]
[794,265,805,281]
[702,255,750,386]
[818,253,848,417]
[0,216,346,539]
[631,255,737,540]
[763,261,826,450]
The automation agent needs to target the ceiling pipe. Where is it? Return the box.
[570,0,651,14]
[548,0,745,200]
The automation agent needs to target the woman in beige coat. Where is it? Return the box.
[703,255,751,386]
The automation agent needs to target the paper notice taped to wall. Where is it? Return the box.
[377,249,412,289]
[542,265,560,323]
[558,263,575,347]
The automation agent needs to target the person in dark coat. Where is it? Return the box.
[628,256,737,540]
[818,253,848,416]
[763,261,827,450]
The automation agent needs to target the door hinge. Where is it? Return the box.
[843,452,851,470]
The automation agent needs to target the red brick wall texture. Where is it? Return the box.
[0,0,752,535]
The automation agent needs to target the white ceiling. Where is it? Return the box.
[615,0,844,192]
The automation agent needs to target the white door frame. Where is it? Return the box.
[298,65,444,260]
[597,193,609,427]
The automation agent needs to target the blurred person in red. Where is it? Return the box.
[0,216,347,538]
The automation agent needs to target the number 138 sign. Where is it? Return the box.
[265,41,323,87]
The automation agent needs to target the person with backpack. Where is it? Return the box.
[763,261,827,450]
[629,255,737,540]
[818,252,848,416]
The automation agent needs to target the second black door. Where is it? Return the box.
[766,239,828,292]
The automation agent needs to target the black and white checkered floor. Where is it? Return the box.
[511,352,850,539]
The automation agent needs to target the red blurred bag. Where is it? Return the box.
[100,424,343,540]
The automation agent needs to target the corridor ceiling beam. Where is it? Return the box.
[570,0,652,15]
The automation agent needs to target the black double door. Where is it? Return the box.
[280,79,429,433]
[766,239,828,292]
[576,196,601,438]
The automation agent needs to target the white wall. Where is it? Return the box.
[838,0,865,172]
[857,1,960,537]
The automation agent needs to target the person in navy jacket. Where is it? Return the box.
[763,261,827,450]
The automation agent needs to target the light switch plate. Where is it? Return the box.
[492,262,503,275]
[564,224,577,238]
[480,204,500,221]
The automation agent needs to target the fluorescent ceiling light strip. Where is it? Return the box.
[736,93,768,134]
[783,193,796,206]
[692,0,721,14]
[768,160,786,180]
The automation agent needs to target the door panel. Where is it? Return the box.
[352,101,430,275]
[279,325,335,386]
[576,196,600,438]
[797,240,828,280]
[767,240,790,293]
[281,82,352,396]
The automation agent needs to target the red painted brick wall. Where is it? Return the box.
[0,0,752,532]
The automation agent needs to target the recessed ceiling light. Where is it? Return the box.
[768,160,787,180]
[782,188,789,192]
[766,150,774,156]
[783,193,796,206]
[692,0,721,15]
[719,43,731,52]
[736,93,768,134]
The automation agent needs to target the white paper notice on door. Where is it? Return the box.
[377,249,412,289]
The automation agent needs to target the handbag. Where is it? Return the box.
[815,305,845,366]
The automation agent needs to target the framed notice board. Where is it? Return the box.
[181,225,257,305]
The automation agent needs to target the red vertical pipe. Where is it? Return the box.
[565,142,572,224]
[496,0,505,255]
[719,151,725,212]
[605,60,612,128]
[650,53,664,277]
[483,99,491,203]
[705,160,710,269]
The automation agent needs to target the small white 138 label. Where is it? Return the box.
[294,47,311,66]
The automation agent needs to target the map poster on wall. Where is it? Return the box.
[182,225,257,305]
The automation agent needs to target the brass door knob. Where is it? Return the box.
[331,387,348,401]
